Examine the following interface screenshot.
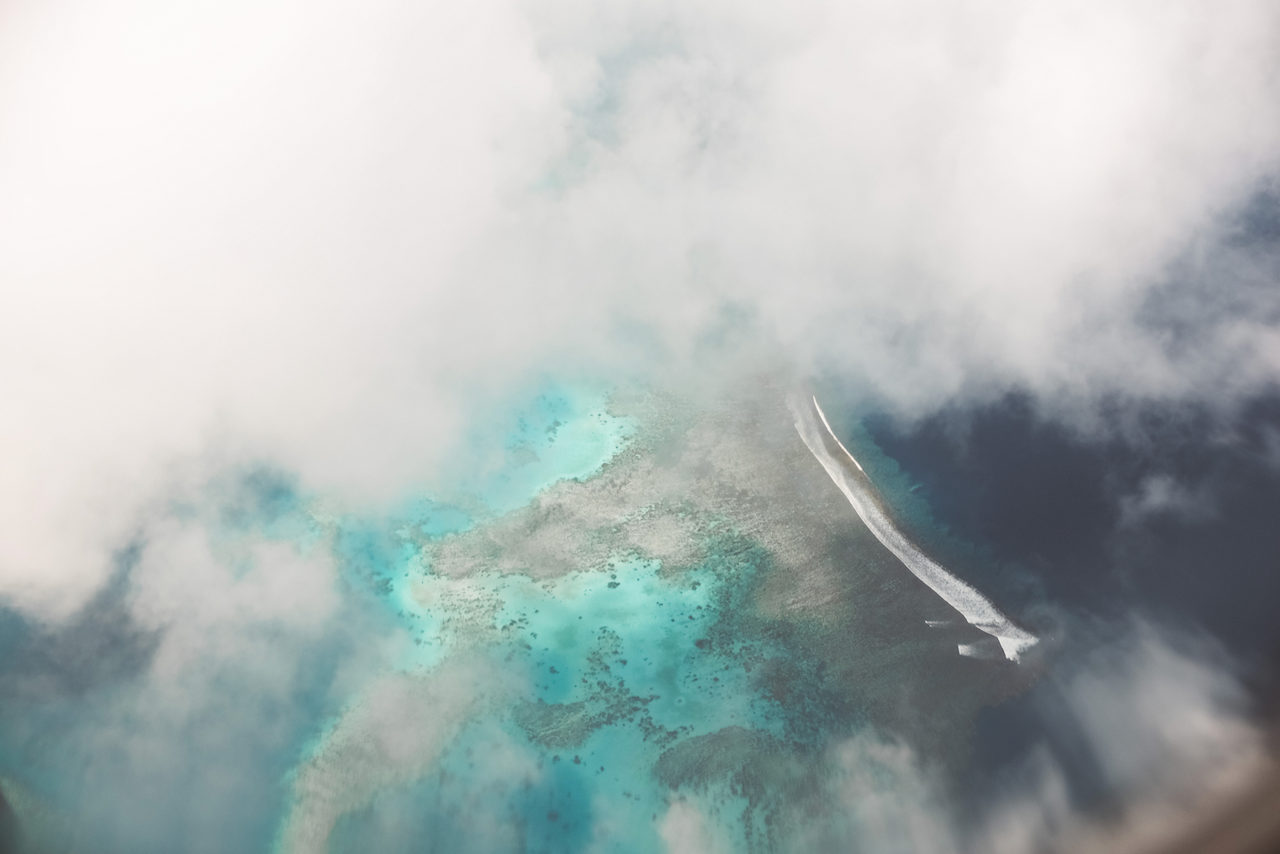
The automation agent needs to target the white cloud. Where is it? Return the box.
[0,0,556,617]
[2,0,1279,617]
[128,521,341,681]
[1065,623,1262,797]
[978,621,1270,854]
[1119,474,1220,526]
[786,621,1271,854]
[276,665,501,854]
[658,800,731,854]
[0,503,365,851]
[823,734,960,854]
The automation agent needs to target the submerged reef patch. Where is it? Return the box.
[0,382,1040,854]
[269,382,1039,853]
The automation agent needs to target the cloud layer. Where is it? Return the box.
[2,0,1279,618]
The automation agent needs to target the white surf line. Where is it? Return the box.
[790,394,1038,662]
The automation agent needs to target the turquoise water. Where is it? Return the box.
[0,382,1030,854]
[454,382,638,516]
[283,385,821,853]
[327,552,785,854]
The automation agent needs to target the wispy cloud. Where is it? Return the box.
[806,620,1271,854]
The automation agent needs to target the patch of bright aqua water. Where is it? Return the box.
[328,551,794,854]
[458,383,638,517]
[309,386,639,661]
[280,382,1038,854]
[282,386,848,854]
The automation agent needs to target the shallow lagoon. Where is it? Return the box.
[281,382,1035,854]
[0,382,1038,854]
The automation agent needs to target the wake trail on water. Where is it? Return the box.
[790,394,1038,662]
